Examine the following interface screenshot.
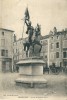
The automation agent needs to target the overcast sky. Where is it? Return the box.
[0,0,67,39]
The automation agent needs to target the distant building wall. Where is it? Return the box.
[49,34,62,66]
[62,31,67,67]
[40,36,49,67]
[0,28,14,72]
[49,28,67,67]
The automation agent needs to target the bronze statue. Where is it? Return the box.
[23,8,42,57]
[25,20,34,43]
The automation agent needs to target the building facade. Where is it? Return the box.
[13,37,26,71]
[40,35,49,67]
[62,29,67,67]
[0,28,14,72]
[49,27,67,68]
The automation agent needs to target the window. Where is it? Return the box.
[51,43,54,49]
[63,61,67,67]
[1,49,5,56]
[63,52,66,58]
[57,36,59,39]
[16,49,17,53]
[51,37,53,40]
[2,32,4,36]
[1,39,5,47]
[56,52,59,58]
[45,55,47,58]
[63,40,67,48]
[56,42,59,48]
[40,41,43,44]
[6,50,8,57]
[64,33,66,38]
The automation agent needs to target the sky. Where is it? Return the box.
[0,0,67,39]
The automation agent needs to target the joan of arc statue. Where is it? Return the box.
[23,7,42,57]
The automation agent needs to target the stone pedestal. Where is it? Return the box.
[15,57,47,88]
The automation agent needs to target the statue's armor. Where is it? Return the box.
[24,19,42,57]
[28,26,34,43]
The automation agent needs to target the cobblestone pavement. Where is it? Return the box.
[0,72,67,100]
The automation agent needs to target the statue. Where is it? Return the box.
[25,20,34,43]
[15,8,46,87]
[23,8,42,57]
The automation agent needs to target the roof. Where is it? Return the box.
[14,37,28,43]
[14,35,50,43]
[0,28,14,32]
[14,29,67,43]
[41,35,50,40]
[49,30,67,36]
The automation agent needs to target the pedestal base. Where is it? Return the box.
[16,57,47,88]
[15,75,47,88]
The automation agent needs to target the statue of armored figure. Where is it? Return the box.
[25,20,34,44]
[23,8,42,57]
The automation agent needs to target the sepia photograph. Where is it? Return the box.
[0,0,67,100]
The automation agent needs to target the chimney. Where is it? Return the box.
[53,27,57,34]
[13,34,16,42]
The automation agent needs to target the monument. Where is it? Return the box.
[15,7,47,87]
